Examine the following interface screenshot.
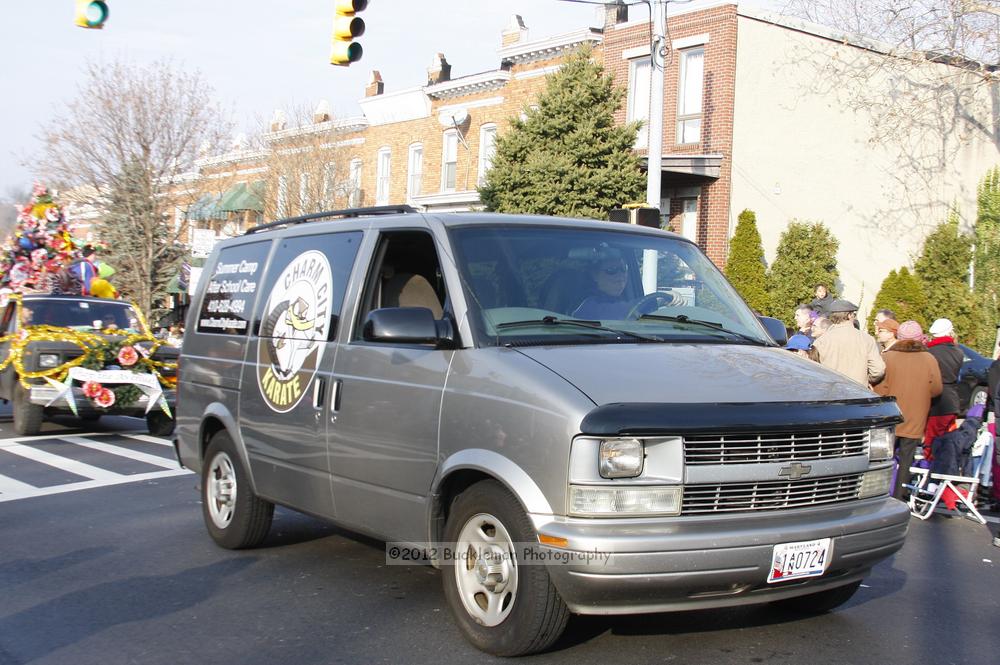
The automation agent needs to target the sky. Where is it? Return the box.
[0,0,778,198]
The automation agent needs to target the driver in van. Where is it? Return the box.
[572,247,674,320]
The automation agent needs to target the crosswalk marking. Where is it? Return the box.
[0,431,192,503]
[119,433,175,447]
[2,442,124,481]
[59,435,178,469]
[0,472,40,495]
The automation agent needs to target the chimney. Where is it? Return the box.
[427,53,451,85]
[603,0,628,27]
[365,70,384,97]
[313,100,331,123]
[269,109,287,133]
[501,15,528,47]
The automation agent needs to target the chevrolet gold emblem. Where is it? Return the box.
[778,462,812,481]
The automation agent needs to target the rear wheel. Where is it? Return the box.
[146,410,175,437]
[770,579,862,614]
[970,385,988,410]
[13,382,44,436]
[441,480,569,656]
[202,431,273,549]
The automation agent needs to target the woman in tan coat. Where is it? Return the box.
[872,320,943,498]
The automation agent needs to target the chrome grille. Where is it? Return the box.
[682,473,864,514]
[683,429,869,465]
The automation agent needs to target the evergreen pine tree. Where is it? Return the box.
[724,209,770,313]
[478,46,645,219]
[913,209,977,345]
[766,220,839,322]
[866,267,927,330]
[973,167,1000,354]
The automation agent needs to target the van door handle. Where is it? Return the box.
[330,379,342,414]
[313,377,326,410]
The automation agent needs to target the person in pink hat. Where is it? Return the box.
[872,320,942,498]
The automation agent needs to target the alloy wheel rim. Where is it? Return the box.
[207,452,237,529]
[453,512,518,627]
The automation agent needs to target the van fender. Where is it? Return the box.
[431,448,554,522]
[199,402,260,495]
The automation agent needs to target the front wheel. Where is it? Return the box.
[13,382,44,436]
[201,431,274,549]
[770,579,862,614]
[441,480,569,656]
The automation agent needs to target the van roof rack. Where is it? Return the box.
[244,205,418,235]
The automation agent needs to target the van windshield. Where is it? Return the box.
[449,225,772,347]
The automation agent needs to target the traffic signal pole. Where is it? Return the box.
[642,0,667,293]
[645,0,666,210]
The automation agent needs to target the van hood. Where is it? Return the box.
[515,343,875,406]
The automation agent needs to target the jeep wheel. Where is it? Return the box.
[970,386,988,410]
[146,410,175,437]
[441,480,569,656]
[13,382,44,436]
[202,431,273,549]
[770,579,862,614]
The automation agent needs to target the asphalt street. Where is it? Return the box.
[1,405,998,665]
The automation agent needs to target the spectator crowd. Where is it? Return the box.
[781,284,1000,510]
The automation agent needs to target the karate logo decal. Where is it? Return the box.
[257,250,332,412]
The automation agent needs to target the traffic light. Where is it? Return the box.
[331,0,367,66]
[75,1,109,29]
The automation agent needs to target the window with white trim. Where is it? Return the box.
[627,57,651,148]
[375,147,391,205]
[407,143,423,199]
[276,175,288,218]
[321,162,335,208]
[477,124,497,186]
[441,129,458,192]
[349,159,362,207]
[677,48,704,144]
[299,172,310,212]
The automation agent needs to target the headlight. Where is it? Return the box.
[868,426,895,461]
[38,353,61,368]
[858,467,893,498]
[570,485,681,516]
[599,438,644,479]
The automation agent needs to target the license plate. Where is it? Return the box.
[767,538,832,583]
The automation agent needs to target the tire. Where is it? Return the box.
[970,385,988,410]
[770,579,862,614]
[146,410,176,437]
[201,431,274,549]
[441,480,570,656]
[13,381,44,436]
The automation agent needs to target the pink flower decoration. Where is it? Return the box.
[82,381,103,398]
[117,346,139,367]
[95,388,115,408]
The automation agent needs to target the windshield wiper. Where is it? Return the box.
[494,316,658,342]
[636,313,769,345]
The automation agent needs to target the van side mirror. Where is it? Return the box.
[363,307,455,347]
[757,316,787,346]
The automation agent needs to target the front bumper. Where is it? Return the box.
[533,497,910,615]
[29,384,176,418]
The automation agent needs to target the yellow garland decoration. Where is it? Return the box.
[0,294,178,389]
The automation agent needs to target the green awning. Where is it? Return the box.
[165,273,183,294]
[220,180,264,213]
[186,193,226,222]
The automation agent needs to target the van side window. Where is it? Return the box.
[1,304,15,334]
[196,242,271,336]
[355,230,447,341]
[255,231,362,342]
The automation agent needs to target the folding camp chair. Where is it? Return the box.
[906,458,987,525]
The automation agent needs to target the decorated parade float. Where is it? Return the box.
[0,185,177,436]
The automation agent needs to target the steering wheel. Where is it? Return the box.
[626,291,678,320]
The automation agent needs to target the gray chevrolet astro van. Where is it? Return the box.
[175,207,909,656]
